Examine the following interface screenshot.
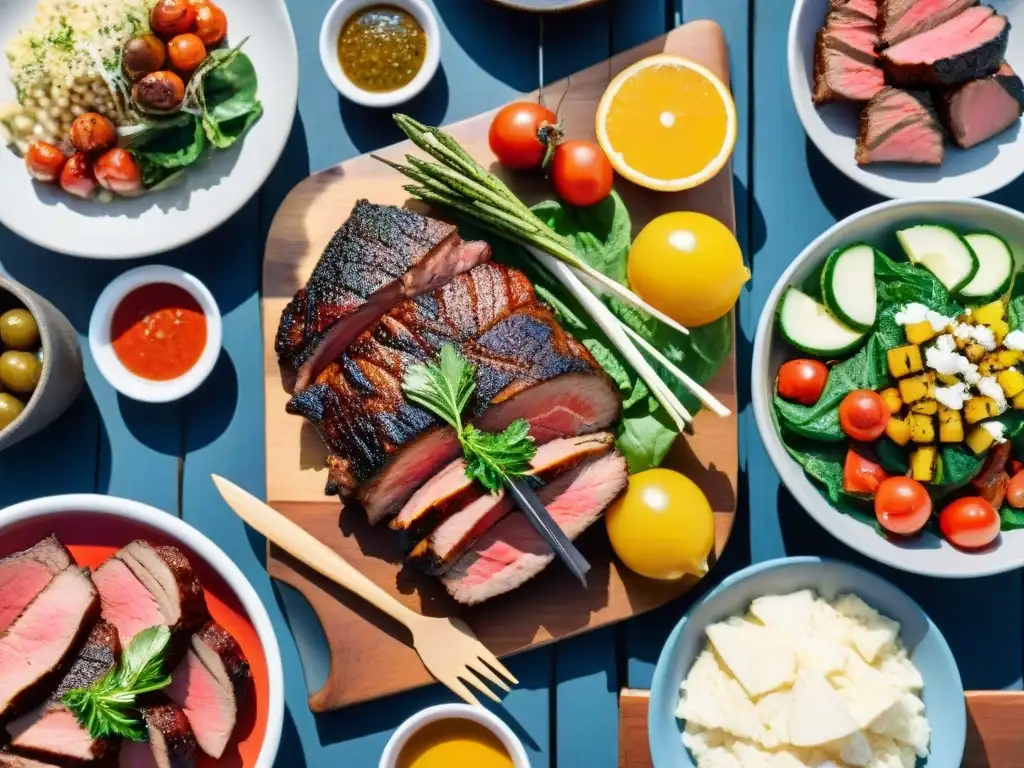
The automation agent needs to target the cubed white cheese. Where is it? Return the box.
[977,376,1008,414]
[833,595,900,662]
[876,650,924,692]
[755,690,791,745]
[838,675,902,729]
[749,590,815,629]
[935,381,968,410]
[869,692,931,757]
[981,420,1008,444]
[788,669,861,747]
[837,731,873,766]
[1005,329,1024,350]
[678,651,765,742]
[706,619,797,698]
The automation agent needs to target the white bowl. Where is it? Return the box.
[320,0,441,108]
[0,493,285,768]
[752,198,1024,578]
[0,0,298,259]
[788,0,1024,199]
[379,704,531,768]
[89,265,222,403]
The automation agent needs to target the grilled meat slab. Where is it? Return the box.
[813,5,885,104]
[119,703,197,768]
[116,542,207,637]
[878,0,978,46]
[276,200,491,390]
[937,61,1024,147]
[0,536,72,633]
[94,557,165,647]
[856,87,945,164]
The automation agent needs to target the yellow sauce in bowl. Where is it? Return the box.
[337,5,426,93]
[396,718,513,768]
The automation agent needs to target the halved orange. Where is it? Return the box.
[596,54,737,192]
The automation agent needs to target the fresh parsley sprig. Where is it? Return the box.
[62,625,172,741]
[403,345,537,492]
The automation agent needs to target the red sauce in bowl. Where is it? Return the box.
[111,283,207,381]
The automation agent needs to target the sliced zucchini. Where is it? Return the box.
[820,243,877,331]
[959,232,1015,303]
[897,225,978,293]
[776,288,866,357]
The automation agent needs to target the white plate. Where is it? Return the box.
[0,0,298,259]
[788,0,1024,200]
[752,198,1024,578]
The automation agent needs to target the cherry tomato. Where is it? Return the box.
[488,102,556,170]
[777,359,828,406]
[838,390,890,441]
[133,71,186,111]
[151,0,196,39]
[939,497,1000,549]
[94,149,144,197]
[24,141,66,182]
[843,449,889,495]
[1006,470,1024,508]
[193,3,228,47]
[167,33,207,73]
[550,139,614,207]
[123,35,167,81]
[69,113,117,154]
[874,477,932,536]
[59,153,98,199]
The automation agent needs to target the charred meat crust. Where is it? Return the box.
[855,87,944,165]
[192,621,251,703]
[878,0,978,46]
[936,62,1024,147]
[117,542,208,638]
[143,703,198,768]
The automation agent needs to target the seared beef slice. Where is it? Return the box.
[0,568,98,718]
[813,3,885,104]
[0,536,72,633]
[276,200,491,389]
[119,703,198,768]
[856,87,945,164]
[7,621,120,763]
[878,0,978,46]
[938,62,1024,147]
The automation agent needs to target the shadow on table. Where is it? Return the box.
[805,137,883,222]
[277,705,309,767]
[734,175,767,271]
[260,111,312,244]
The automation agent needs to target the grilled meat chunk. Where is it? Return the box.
[0,754,65,768]
[0,536,72,633]
[813,18,885,104]
[118,703,197,768]
[94,557,164,647]
[276,200,491,390]
[856,87,945,164]
[116,542,207,636]
[878,0,978,46]
[937,62,1024,147]
[829,0,878,19]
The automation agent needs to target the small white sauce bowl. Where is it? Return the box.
[378,703,531,768]
[320,0,441,108]
[89,265,222,404]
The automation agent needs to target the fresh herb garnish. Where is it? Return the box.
[62,625,172,741]
[402,345,536,492]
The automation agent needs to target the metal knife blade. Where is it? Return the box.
[505,476,590,587]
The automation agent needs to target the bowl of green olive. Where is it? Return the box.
[0,276,84,450]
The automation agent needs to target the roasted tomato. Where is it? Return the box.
[776,359,828,405]
[843,449,889,495]
[939,497,1000,549]
[488,102,557,171]
[193,2,228,47]
[550,139,614,207]
[151,0,196,38]
[874,477,932,536]
[167,33,207,73]
[24,141,66,182]
[838,389,890,441]
[973,442,1011,507]
[133,71,186,111]
[123,35,167,81]
[59,153,98,199]
[69,113,118,153]
[94,149,144,197]
[1006,470,1024,508]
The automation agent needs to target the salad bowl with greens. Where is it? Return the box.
[753,198,1024,578]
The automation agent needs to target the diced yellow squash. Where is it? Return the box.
[998,369,1024,399]
[911,398,938,415]
[1014,391,1024,410]
[954,334,969,350]
[972,301,1006,326]
[997,350,1023,367]
[979,353,1006,377]
[887,344,924,379]
[885,418,912,446]
[898,372,934,404]
[965,343,986,363]
[990,319,1010,346]
[910,446,938,482]
[938,406,964,443]
[937,373,960,386]
[880,387,903,415]
[908,413,935,443]
[905,320,938,345]
[967,426,996,455]
[965,396,999,424]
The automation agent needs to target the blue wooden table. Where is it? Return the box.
[1,0,1020,765]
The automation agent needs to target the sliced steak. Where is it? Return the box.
[0,568,98,718]
[6,621,119,763]
[118,703,197,768]
[397,432,616,554]
[443,451,628,605]
[166,621,251,759]
[882,5,1008,86]
[0,754,64,768]
[276,200,492,390]
[937,62,1024,147]
[830,0,878,20]
[856,87,945,164]
[813,22,886,104]
[878,0,978,46]
[0,536,72,633]
[116,542,207,637]
[94,557,164,647]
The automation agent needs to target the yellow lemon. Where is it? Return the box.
[605,468,715,580]
[627,211,749,327]
[596,54,737,192]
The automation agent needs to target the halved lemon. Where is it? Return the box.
[596,54,737,192]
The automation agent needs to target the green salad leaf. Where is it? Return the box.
[184,41,263,150]
[133,115,207,187]
[1001,504,1024,530]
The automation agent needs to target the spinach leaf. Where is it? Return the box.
[133,116,206,187]
[532,192,632,283]
[1008,275,1024,331]
[185,42,262,150]
[1001,504,1024,531]
[873,439,909,474]
[782,437,881,530]
[874,250,959,315]
[936,446,985,491]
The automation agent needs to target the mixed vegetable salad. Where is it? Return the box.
[773,223,1024,550]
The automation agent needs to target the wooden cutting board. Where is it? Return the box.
[262,20,739,712]
[618,688,1024,767]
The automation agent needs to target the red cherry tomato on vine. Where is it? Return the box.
[939,497,1000,549]
[488,102,556,170]
[875,477,932,536]
[550,139,613,207]
[777,359,828,405]
[838,389,890,441]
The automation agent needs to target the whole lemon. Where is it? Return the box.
[627,211,749,327]
[605,468,715,580]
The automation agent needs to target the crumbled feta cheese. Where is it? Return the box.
[970,324,997,351]
[964,367,982,386]
[953,323,973,340]
[935,382,968,410]
[977,376,1008,414]
[924,344,969,377]
[981,421,1007,444]
[933,334,956,354]
[1005,330,1024,350]
[894,303,929,326]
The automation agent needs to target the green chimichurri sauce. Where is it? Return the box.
[338,6,426,93]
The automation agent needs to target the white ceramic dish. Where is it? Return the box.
[752,198,1024,578]
[788,0,1024,199]
[379,703,531,768]
[320,0,441,108]
[89,265,222,403]
[0,0,298,259]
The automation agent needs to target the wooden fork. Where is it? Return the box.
[210,474,518,706]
